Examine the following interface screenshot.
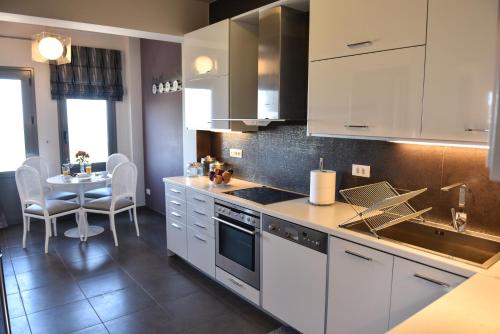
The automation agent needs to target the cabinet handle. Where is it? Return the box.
[413,273,450,288]
[169,200,181,206]
[345,124,369,129]
[170,211,181,218]
[194,222,207,229]
[194,234,207,243]
[193,197,206,203]
[345,250,372,261]
[169,188,181,194]
[347,40,373,48]
[228,277,244,287]
[193,209,206,216]
[170,223,182,230]
[465,128,489,132]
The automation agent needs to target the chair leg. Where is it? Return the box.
[26,216,30,232]
[44,218,51,253]
[109,214,118,247]
[133,207,140,237]
[22,215,27,249]
[128,209,133,222]
[52,218,57,237]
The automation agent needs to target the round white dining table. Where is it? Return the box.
[46,174,109,238]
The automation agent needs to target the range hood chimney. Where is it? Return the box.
[256,6,308,124]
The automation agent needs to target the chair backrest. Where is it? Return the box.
[111,161,137,201]
[106,153,129,175]
[15,165,45,209]
[23,156,50,189]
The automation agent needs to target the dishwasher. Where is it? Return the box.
[262,214,328,334]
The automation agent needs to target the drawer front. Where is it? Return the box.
[166,197,186,213]
[216,267,260,306]
[186,202,213,223]
[186,189,214,209]
[165,182,186,201]
[166,220,187,259]
[166,208,186,226]
[187,227,215,278]
[187,213,214,238]
[389,257,466,328]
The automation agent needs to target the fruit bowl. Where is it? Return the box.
[209,168,233,185]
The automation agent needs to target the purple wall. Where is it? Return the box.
[141,39,183,214]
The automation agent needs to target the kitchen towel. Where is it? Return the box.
[309,169,336,205]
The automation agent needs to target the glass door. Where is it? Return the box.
[0,67,38,225]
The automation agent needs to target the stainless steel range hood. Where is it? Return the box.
[213,6,308,127]
[256,6,308,124]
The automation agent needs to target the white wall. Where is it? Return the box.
[0,21,146,205]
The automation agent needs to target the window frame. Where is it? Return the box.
[57,98,117,169]
[0,66,38,177]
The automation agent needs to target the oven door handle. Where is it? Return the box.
[212,217,258,235]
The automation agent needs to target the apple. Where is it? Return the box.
[209,171,216,181]
[222,171,231,183]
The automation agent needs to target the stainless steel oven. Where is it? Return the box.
[213,200,260,290]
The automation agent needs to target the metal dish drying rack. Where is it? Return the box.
[340,181,432,238]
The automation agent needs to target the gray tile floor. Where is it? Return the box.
[0,208,281,334]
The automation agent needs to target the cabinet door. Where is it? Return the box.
[421,0,498,142]
[183,20,229,81]
[166,219,187,260]
[389,257,466,328]
[187,227,215,278]
[184,75,229,130]
[309,0,427,61]
[308,46,425,138]
[327,237,393,334]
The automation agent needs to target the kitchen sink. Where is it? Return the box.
[343,220,500,268]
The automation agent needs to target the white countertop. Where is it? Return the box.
[164,176,500,332]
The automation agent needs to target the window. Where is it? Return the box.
[58,99,117,166]
[0,68,38,173]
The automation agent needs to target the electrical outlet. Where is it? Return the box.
[230,148,243,158]
[146,188,151,195]
[352,164,371,178]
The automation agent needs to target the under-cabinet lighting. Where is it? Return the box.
[210,129,243,134]
[390,140,489,149]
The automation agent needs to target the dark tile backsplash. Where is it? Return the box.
[199,124,500,236]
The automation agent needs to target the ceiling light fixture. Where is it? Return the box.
[32,32,71,65]
[390,139,489,149]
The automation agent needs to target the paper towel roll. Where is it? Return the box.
[309,170,336,205]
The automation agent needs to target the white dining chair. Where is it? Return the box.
[82,161,139,246]
[23,156,78,235]
[23,157,78,201]
[84,153,133,221]
[15,166,81,253]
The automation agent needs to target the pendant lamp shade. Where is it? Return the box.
[32,32,71,65]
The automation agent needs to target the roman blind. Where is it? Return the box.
[50,45,123,101]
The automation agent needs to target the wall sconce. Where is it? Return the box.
[152,79,182,95]
[32,32,71,65]
[194,56,214,74]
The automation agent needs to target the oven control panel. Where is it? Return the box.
[214,200,260,227]
[263,214,328,254]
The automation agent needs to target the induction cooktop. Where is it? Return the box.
[224,186,307,205]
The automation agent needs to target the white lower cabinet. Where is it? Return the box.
[327,237,467,333]
[327,237,393,334]
[388,257,466,328]
[166,220,187,260]
[187,226,215,278]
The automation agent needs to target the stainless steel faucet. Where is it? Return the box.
[440,183,467,232]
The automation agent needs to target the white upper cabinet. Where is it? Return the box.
[308,46,425,138]
[183,20,229,81]
[421,0,498,143]
[389,257,466,329]
[309,0,428,61]
[183,20,258,131]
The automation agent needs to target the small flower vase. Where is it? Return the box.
[80,163,85,173]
